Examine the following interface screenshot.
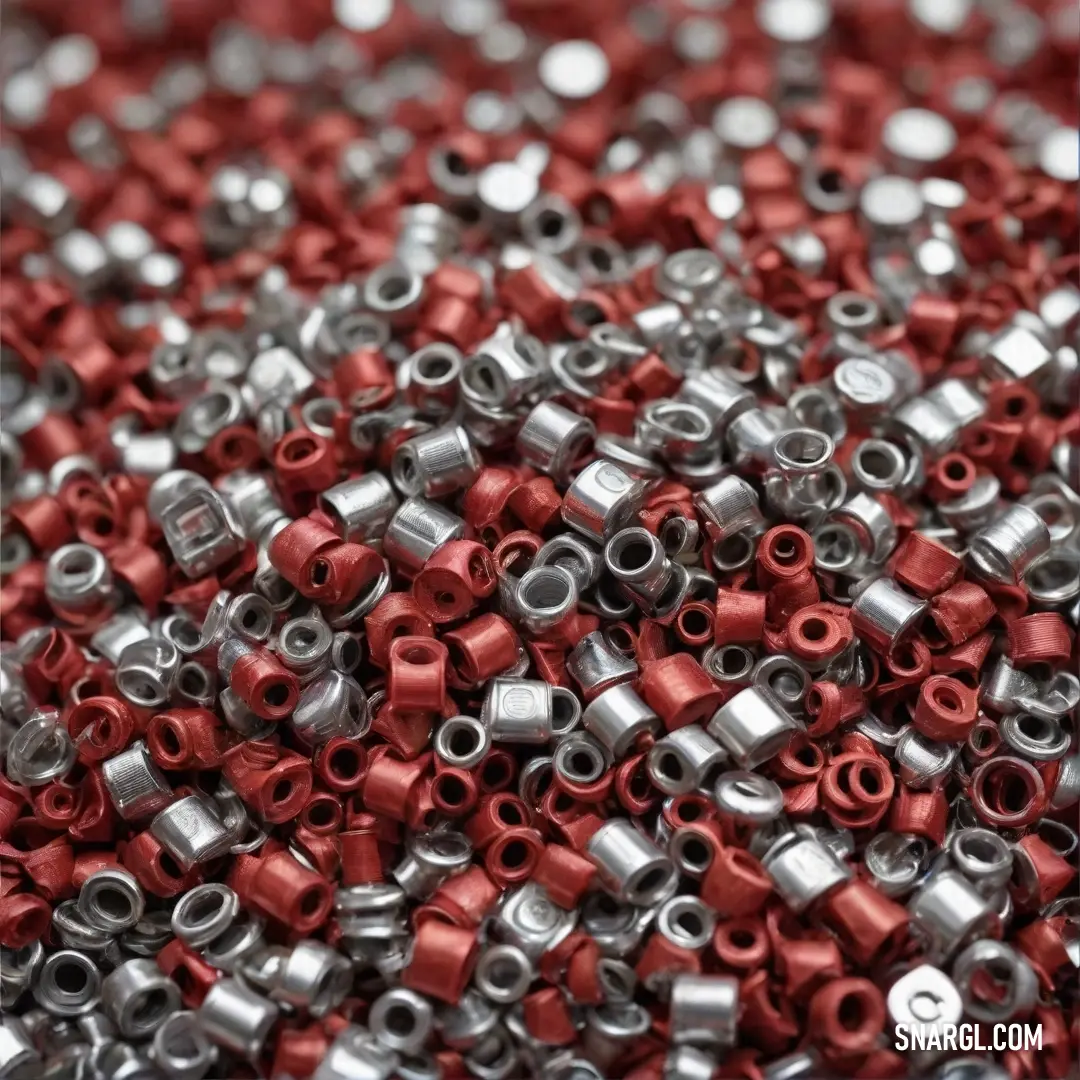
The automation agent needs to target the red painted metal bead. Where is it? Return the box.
[157,938,221,1007]
[364,592,435,668]
[913,675,979,742]
[248,849,333,932]
[388,636,449,711]
[401,919,479,1005]
[1007,612,1074,667]
[221,741,313,824]
[413,540,497,623]
[638,653,725,731]
[893,532,963,597]
[808,977,886,1055]
[702,848,772,917]
[147,708,230,770]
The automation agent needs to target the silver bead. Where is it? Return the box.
[391,424,481,498]
[481,678,554,744]
[981,324,1053,384]
[582,683,661,759]
[150,795,233,870]
[272,940,352,1017]
[101,959,181,1041]
[432,715,490,770]
[100,740,173,821]
[851,577,927,652]
[44,543,114,616]
[115,637,180,709]
[319,474,399,545]
[706,687,802,770]
[171,884,239,949]
[668,974,739,1049]
[472,944,533,1005]
[967,504,1052,585]
[197,979,279,1059]
[77,869,145,935]
[291,670,369,746]
[369,987,434,1055]
[604,528,690,622]
[32,950,102,1017]
[863,833,931,898]
[693,475,764,541]
[513,565,578,635]
[947,829,1013,895]
[761,834,852,913]
[908,871,999,961]
[0,1016,40,1080]
[150,1012,216,1080]
[382,496,466,573]
[314,1027,399,1080]
[392,830,473,901]
[462,330,546,409]
[561,459,649,542]
[516,401,596,482]
[886,964,962,1064]
[586,818,677,906]
[160,485,246,579]
[6,707,76,787]
[713,771,785,824]
[566,631,638,699]
[647,727,727,796]
[894,727,957,790]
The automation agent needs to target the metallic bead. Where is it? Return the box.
[851,577,927,652]
[314,1027,399,1080]
[513,565,578,635]
[713,771,785,825]
[391,424,481,498]
[481,678,554,744]
[6,707,76,787]
[562,460,649,542]
[604,528,690,622]
[0,1016,39,1080]
[392,830,473,900]
[433,715,490,770]
[761,834,853,913]
[981,324,1053,384]
[967,504,1052,585]
[706,687,802,770]
[160,485,246,578]
[586,818,677,907]
[908,871,999,960]
[272,940,352,1017]
[487,882,576,962]
[894,727,957,791]
[693,475,764,541]
[472,944,534,1005]
[566,631,638,699]
[291,670,370,745]
[369,987,434,1055]
[115,637,181,709]
[33,950,102,1018]
[171,885,240,949]
[516,402,596,482]
[382,497,466,573]
[101,959,181,1041]
[150,1012,216,1080]
[77,869,144,935]
[150,795,233,870]
[863,833,931,898]
[462,331,546,409]
[101,740,173,820]
[197,979,279,1060]
[582,683,661,759]
[44,543,114,616]
[886,965,962,1060]
[947,829,1013,896]
[647,727,727,796]
[668,974,739,1049]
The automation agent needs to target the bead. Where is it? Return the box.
[851,578,927,653]
[586,819,677,907]
[967,504,1052,585]
[197,978,279,1060]
[706,688,802,770]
